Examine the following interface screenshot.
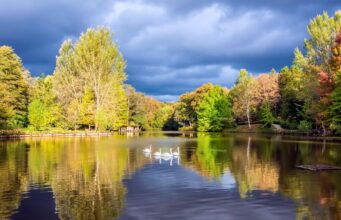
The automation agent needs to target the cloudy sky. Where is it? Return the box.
[0,0,339,101]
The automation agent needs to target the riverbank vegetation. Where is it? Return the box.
[1,11,341,135]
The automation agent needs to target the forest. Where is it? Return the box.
[0,11,341,135]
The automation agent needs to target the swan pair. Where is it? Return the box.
[153,148,168,157]
[144,145,180,157]
[153,147,180,158]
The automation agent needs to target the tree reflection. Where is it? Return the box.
[1,135,341,219]
[185,134,280,198]
[0,138,148,220]
[185,133,232,179]
[0,141,29,219]
[28,138,139,220]
[188,133,341,219]
[228,136,279,198]
[277,140,341,219]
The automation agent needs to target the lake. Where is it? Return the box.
[1,132,341,220]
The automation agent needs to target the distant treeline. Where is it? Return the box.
[0,12,341,134]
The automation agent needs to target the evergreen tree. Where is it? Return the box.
[259,102,276,128]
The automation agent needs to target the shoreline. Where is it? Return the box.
[0,132,113,140]
[1,130,341,142]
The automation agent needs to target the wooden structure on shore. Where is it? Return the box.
[119,126,140,133]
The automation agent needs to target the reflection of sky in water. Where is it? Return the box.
[3,134,341,220]
[219,171,236,190]
[120,161,295,220]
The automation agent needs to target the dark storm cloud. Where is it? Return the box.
[0,0,113,74]
[0,0,339,101]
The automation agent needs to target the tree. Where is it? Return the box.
[278,66,308,128]
[316,70,334,134]
[53,40,83,129]
[144,96,162,130]
[291,11,341,132]
[177,83,214,129]
[0,46,29,129]
[329,29,341,134]
[197,85,233,131]
[28,76,63,130]
[100,81,128,130]
[78,88,95,129]
[255,73,280,107]
[259,102,276,127]
[53,27,128,130]
[152,104,175,130]
[330,84,341,134]
[330,28,341,80]
[301,11,341,73]
[230,69,258,129]
[126,86,147,128]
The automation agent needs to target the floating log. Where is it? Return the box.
[296,164,341,171]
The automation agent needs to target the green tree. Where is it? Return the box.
[53,27,128,131]
[78,88,95,129]
[330,85,341,134]
[329,29,341,134]
[126,86,147,129]
[259,102,276,127]
[291,11,341,132]
[28,76,63,130]
[100,81,128,130]
[278,66,308,128]
[302,11,341,73]
[53,40,82,129]
[0,46,29,128]
[230,69,258,129]
[197,85,233,131]
[177,83,214,129]
[152,104,175,129]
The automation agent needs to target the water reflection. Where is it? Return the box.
[0,134,340,219]
[0,142,29,219]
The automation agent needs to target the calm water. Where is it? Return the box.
[1,132,341,220]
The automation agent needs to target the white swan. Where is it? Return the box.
[154,148,161,157]
[172,146,180,157]
[143,145,152,153]
[161,148,173,157]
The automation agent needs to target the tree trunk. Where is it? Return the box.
[94,81,100,131]
[322,122,326,136]
[246,103,251,129]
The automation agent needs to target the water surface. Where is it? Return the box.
[1,132,341,219]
